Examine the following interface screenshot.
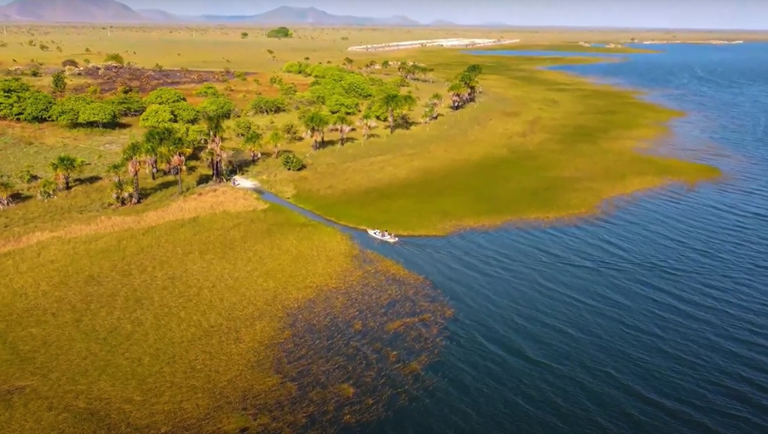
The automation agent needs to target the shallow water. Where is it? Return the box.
[347,44,768,434]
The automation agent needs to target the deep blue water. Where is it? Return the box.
[358,44,768,434]
[266,44,768,434]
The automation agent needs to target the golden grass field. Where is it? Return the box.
[0,24,756,433]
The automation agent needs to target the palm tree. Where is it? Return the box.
[50,154,86,190]
[358,112,376,143]
[142,127,177,180]
[332,114,352,146]
[243,130,263,162]
[377,87,417,134]
[0,179,15,209]
[343,57,354,69]
[301,110,331,151]
[268,130,283,158]
[202,111,226,183]
[122,141,143,204]
[170,153,186,194]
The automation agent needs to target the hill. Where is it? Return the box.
[197,6,420,26]
[136,8,178,22]
[0,0,142,22]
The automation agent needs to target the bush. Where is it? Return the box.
[61,58,79,68]
[234,71,246,81]
[20,91,55,122]
[144,88,186,106]
[104,53,125,65]
[249,96,287,115]
[232,118,253,138]
[105,94,146,117]
[199,96,235,120]
[28,67,41,77]
[51,71,67,94]
[240,32,249,39]
[37,178,57,200]
[169,101,200,124]
[193,84,220,98]
[139,104,175,128]
[49,95,93,126]
[77,103,118,128]
[281,153,304,171]
[267,27,292,39]
[16,165,38,184]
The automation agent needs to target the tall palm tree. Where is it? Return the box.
[122,141,143,204]
[202,112,226,183]
[358,113,376,143]
[50,154,86,190]
[170,153,186,194]
[377,87,417,134]
[142,127,176,180]
[332,114,352,146]
[268,130,283,158]
[301,110,331,151]
[242,130,263,162]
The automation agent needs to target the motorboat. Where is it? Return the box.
[367,229,398,243]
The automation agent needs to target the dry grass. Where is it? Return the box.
[0,186,265,253]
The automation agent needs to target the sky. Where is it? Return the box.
[2,0,767,29]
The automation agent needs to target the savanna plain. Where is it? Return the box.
[0,24,743,433]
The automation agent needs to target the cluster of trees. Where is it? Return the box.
[0,154,87,209]
[448,65,483,111]
[267,27,292,39]
[0,76,144,127]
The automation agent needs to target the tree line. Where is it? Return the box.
[0,58,483,210]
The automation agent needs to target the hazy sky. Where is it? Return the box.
[3,0,767,29]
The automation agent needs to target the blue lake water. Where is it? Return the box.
[348,44,768,434]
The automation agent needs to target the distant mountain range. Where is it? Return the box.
[0,0,507,26]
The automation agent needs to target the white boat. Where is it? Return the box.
[367,229,398,243]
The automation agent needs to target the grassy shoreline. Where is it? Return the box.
[276,50,720,235]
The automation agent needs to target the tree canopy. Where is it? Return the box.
[267,27,293,39]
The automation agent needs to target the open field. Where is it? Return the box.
[0,24,742,432]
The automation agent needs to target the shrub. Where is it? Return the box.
[194,84,220,98]
[234,71,246,81]
[49,95,92,126]
[144,88,186,106]
[77,103,118,128]
[240,32,249,39]
[61,58,79,68]
[105,94,146,117]
[20,91,55,123]
[37,178,57,200]
[232,118,253,138]
[281,153,304,171]
[199,96,235,120]
[169,101,200,124]
[249,96,287,115]
[104,53,125,65]
[139,104,175,128]
[51,71,67,94]
[28,67,41,77]
[16,165,38,184]
[267,27,292,39]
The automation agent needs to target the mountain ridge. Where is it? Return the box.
[0,1,427,26]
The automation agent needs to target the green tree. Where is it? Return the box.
[49,95,92,126]
[122,141,143,204]
[169,101,200,124]
[332,113,352,146]
[77,103,118,128]
[194,84,221,98]
[144,88,186,106]
[139,104,175,128]
[20,91,54,123]
[249,96,286,115]
[266,27,292,39]
[343,57,354,69]
[301,109,330,151]
[281,121,300,142]
[373,85,417,134]
[199,96,235,121]
[51,71,67,95]
[358,111,376,143]
[240,31,249,39]
[242,130,263,162]
[50,154,86,190]
[267,130,283,158]
[105,94,146,117]
[232,118,253,138]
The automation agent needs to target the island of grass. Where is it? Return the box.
[0,25,724,432]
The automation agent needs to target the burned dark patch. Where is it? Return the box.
[72,64,242,95]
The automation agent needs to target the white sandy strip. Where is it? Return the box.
[232,176,261,190]
[348,38,519,51]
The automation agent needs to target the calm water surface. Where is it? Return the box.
[312,44,768,433]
